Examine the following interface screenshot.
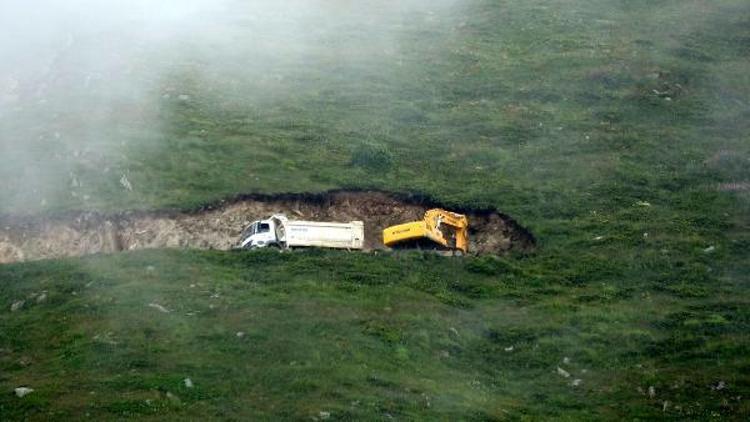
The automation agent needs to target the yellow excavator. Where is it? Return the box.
[382,209,469,254]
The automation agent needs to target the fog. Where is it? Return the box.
[0,0,461,213]
[3,0,745,217]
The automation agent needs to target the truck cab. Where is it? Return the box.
[238,215,286,249]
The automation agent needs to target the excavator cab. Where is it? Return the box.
[382,209,469,254]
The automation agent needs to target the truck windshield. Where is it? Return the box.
[241,223,257,238]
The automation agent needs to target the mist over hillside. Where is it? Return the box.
[1,1,750,419]
[0,0,462,213]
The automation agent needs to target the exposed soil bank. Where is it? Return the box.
[0,191,535,264]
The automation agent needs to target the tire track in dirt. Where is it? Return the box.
[0,190,535,264]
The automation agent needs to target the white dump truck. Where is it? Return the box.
[238,215,365,250]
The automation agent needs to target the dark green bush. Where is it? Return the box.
[466,256,519,276]
[350,143,393,170]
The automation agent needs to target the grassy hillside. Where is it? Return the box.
[1,0,749,419]
[2,0,748,219]
[1,249,748,419]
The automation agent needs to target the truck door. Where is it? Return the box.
[257,222,272,244]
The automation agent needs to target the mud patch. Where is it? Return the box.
[0,191,535,264]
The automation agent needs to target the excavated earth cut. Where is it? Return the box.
[0,191,535,264]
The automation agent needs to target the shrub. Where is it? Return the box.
[350,143,393,170]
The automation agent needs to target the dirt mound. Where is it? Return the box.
[0,191,535,264]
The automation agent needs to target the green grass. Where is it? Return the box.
[1,0,749,419]
[3,0,748,218]
[1,249,747,420]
